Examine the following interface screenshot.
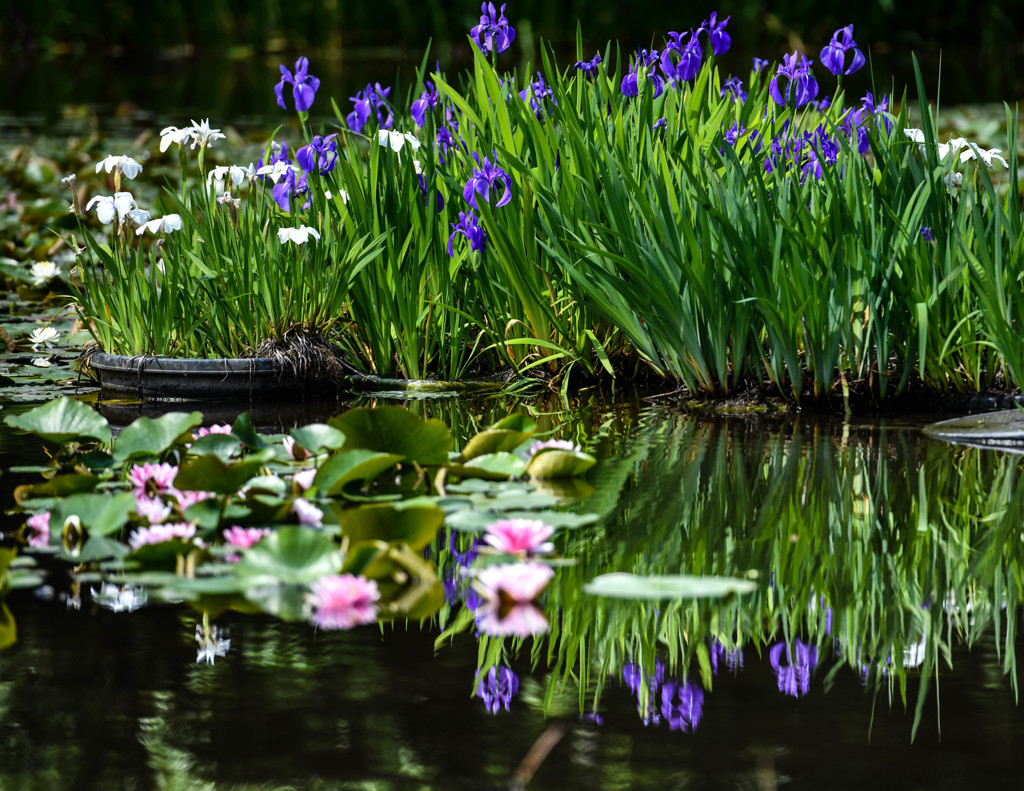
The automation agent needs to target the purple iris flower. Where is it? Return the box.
[621,64,665,98]
[699,12,731,56]
[411,82,440,127]
[272,168,310,213]
[435,126,461,166]
[448,211,486,255]
[346,83,393,134]
[752,57,770,73]
[476,665,519,714]
[920,226,935,242]
[463,153,512,209]
[660,678,704,732]
[710,640,744,673]
[769,51,819,108]
[519,72,556,118]
[721,76,747,102]
[275,57,320,113]
[653,117,667,131]
[574,53,602,78]
[769,639,818,697]
[820,25,865,77]
[296,134,338,175]
[660,31,702,83]
[470,2,516,55]
[813,96,832,112]
[449,528,480,566]
[861,92,892,133]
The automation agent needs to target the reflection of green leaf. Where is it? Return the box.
[0,602,15,651]
[5,397,110,444]
[174,451,273,495]
[112,412,203,462]
[290,424,346,454]
[235,527,342,584]
[330,406,452,465]
[525,449,597,479]
[315,450,404,495]
[459,413,537,461]
[52,491,137,536]
[336,502,445,551]
[244,583,309,622]
[583,573,758,599]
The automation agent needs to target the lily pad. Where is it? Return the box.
[290,423,346,454]
[330,406,452,465]
[52,491,138,536]
[174,451,274,495]
[112,411,203,462]
[235,527,343,584]
[458,413,537,461]
[583,573,758,600]
[315,449,405,496]
[5,397,111,444]
[335,502,445,551]
[448,452,527,480]
[187,433,241,461]
[525,449,597,479]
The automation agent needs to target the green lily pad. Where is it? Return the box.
[583,573,758,600]
[335,502,445,552]
[231,413,267,450]
[448,452,527,480]
[174,451,274,495]
[330,406,452,465]
[187,434,241,461]
[244,582,309,622]
[52,491,138,536]
[235,527,343,584]
[112,412,203,462]
[5,397,111,444]
[315,449,405,496]
[458,413,537,461]
[290,423,346,454]
[15,473,98,502]
[525,449,597,479]
[69,535,132,563]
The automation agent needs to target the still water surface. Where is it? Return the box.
[2,396,1024,788]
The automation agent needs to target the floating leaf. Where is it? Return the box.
[14,473,98,504]
[448,452,527,480]
[174,451,274,495]
[70,535,131,563]
[330,406,452,465]
[5,397,110,444]
[290,424,346,454]
[525,449,597,479]
[583,573,758,599]
[52,491,138,536]
[335,502,445,551]
[187,434,241,461]
[231,413,267,450]
[184,499,251,529]
[315,449,405,496]
[112,412,203,462]
[235,527,342,584]
[459,413,537,461]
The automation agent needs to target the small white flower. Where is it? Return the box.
[95,155,143,180]
[207,164,252,188]
[217,192,241,209]
[189,118,226,149]
[277,226,321,245]
[31,358,52,368]
[29,261,60,286]
[61,173,77,188]
[256,161,298,183]
[413,159,423,174]
[86,191,138,225]
[159,125,193,152]
[377,129,421,154]
[135,214,183,236]
[903,127,925,144]
[29,327,59,349]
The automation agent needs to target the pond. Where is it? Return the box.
[2,392,1024,789]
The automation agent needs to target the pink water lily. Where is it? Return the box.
[129,462,178,498]
[308,574,380,629]
[483,518,555,555]
[474,562,554,637]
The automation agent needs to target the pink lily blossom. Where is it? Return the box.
[308,574,380,629]
[483,518,555,555]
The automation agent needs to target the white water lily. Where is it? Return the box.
[135,214,183,236]
[86,191,138,225]
[31,358,52,368]
[95,155,143,180]
[377,129,421,153]
[29,261,60,286]
[29,327,59,349]
[159,125,192,152]
[189,118,226,149]
[277,226,321,245]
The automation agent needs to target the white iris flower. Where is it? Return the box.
[277,226,321,245]
[377,129,421,153]
[95,155,143,180]
[85,191,139,225]
[136,214,184,236]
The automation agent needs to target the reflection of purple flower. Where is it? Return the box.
[470,2,516,55]
[769,640,818,697]
[623,659,666,725]
[275,56,320,112]
[710,640,744,674]
[449,529,481,566]
[661,678,704,732]
[476,665,519,713]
